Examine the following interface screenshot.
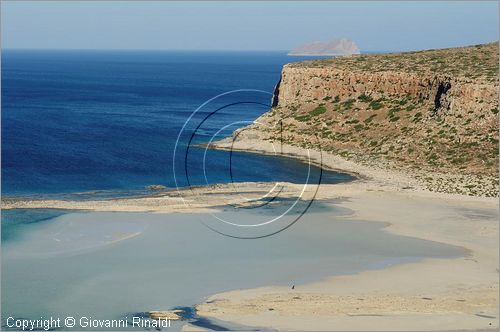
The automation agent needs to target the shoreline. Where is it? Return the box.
[205,135,425,191]
[3,135,495,212]
[1,181,343,212]
[206,136,498,202]
[1,139,498,331]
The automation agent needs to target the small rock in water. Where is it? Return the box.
[149,310,182,320]
[146,185,168,191]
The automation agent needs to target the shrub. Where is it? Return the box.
[354,124,365,131]
[294,115,310,122]
[369,100,383,110]
[342,99,356,110]
[388,107,401,118]
[358,94,373,102]
[364,114,377,124]
[309,105,327,117]
[405,105,416,112]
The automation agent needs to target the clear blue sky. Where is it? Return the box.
[1,1,498,52]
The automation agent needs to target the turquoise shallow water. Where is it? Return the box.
[1,209,71,242]
[1,203,464,331]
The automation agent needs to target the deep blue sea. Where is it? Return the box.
[2,50,353,198]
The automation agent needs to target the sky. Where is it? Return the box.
[1,1,498,52]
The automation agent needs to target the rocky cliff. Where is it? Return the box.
[235,43,499,196]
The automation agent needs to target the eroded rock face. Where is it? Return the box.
[247,43,500,196]
[276,67,498,117]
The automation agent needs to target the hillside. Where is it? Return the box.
[229,43,499,196]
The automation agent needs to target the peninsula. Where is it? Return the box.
[217,43,499,197]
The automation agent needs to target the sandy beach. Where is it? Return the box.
[191,139,499,331]
[196,184,498,331]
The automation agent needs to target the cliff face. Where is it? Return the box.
[276,68,497,114]
[240,43,500,196]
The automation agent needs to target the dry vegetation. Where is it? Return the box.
[291,43,499,83]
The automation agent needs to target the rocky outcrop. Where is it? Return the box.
[149,310,182,320]
[145,184,168,191]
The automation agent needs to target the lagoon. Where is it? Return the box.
[1,201,464,330]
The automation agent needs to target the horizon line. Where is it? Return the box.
[2,41,497,53]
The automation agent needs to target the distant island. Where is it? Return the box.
[288,38,360,56]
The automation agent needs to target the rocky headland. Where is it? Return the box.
[217,43,499,197]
